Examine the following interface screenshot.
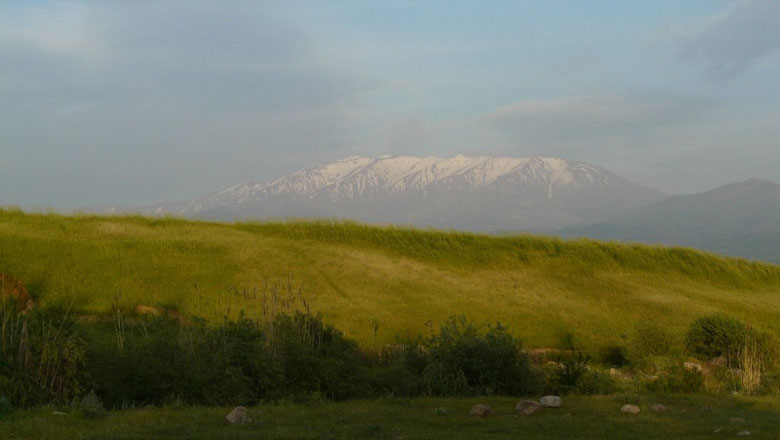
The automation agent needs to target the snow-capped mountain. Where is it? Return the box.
[148,155,666,232]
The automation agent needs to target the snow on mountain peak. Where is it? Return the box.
[200,155,611,205]
[148,154,666,232]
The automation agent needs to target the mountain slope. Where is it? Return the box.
[1,210,778,350]
[560,178,780,262]
[150,155,666,232]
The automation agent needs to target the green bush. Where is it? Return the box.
[76,390,107,419]
[0,304,86,407]
[0,395,12,420]
[575,369,618,395]
[423,316,532,396]
[601,345,630,367]
[685,314,774,365]
[646,365,704,394]
[269,312,370,401]
[554,351,591,393]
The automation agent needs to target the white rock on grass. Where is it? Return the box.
[469,404,492,417]
[621,404,640,415]
[226,406,248,424]
[516,400,543,416]
[540,396,561,408]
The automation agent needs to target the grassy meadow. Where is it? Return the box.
[2,395,779,439]
[1,208,779,351]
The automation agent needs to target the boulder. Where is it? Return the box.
[683,361,702,372]
[226,406,248,424]
[710,356,728,367]
[651,404,667,413]
[621,404,640,415]
[516,400,543,416]
[469,404,491,417]
[736,430,751,437]
[540,395,561,408]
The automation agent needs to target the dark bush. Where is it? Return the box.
[0,304,86,407]
[554,351,592,393]
[0,395,12,420]
[646,365,704,394]
[268,313,370,400]
[685,314,773,365]
[575,369,618,395]
[601,345,629,367]
[423,316,532,396]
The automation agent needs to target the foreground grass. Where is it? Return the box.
[1,209,779,350]
[1,395,778,439]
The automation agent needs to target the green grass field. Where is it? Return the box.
[1,209,779,350]
[1,395,778,439]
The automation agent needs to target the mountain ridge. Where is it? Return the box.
[147,155,666,232]
[559,177,780,262]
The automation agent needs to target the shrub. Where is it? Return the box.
[76,390,107,419]
[0,303,86,407]
[646,365,704,394]
[685,314,774,367]
[0,395,12,420]
[269,312,370,400]
[423,316,532,396]
[575,369,618,395]
[601,345,630,367]
[554,351,591,393]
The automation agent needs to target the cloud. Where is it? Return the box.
[486,91,717,147]
[679,0,780,78]
[0,1,367,207]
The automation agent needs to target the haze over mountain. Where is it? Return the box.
[560,178,780,262]
[146,155,666,232]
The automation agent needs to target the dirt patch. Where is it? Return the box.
[135,304,189,324]
[0,273,34,312]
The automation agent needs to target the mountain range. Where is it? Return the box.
[143,155,780,262]
[147,155,665,232]
[560,177,780,262]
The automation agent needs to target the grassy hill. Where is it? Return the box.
[1,208,779,351]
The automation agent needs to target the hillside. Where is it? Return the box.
[1,209,779,350]
[145,155,666,232]
[560,178,780,263]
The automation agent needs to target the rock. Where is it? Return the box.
[736,430,751,436]
[651,404,667,413]
[540,396,561,408]
[469,404,491,417]
[621,404,640,415]
[683,361,702,372]
[730,417,746,425]
[710,356,728,367]
[516,400,543,416]
[51,411,69,416]
[226,406,248,424]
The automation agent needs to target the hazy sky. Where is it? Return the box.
[2,0,779,208]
